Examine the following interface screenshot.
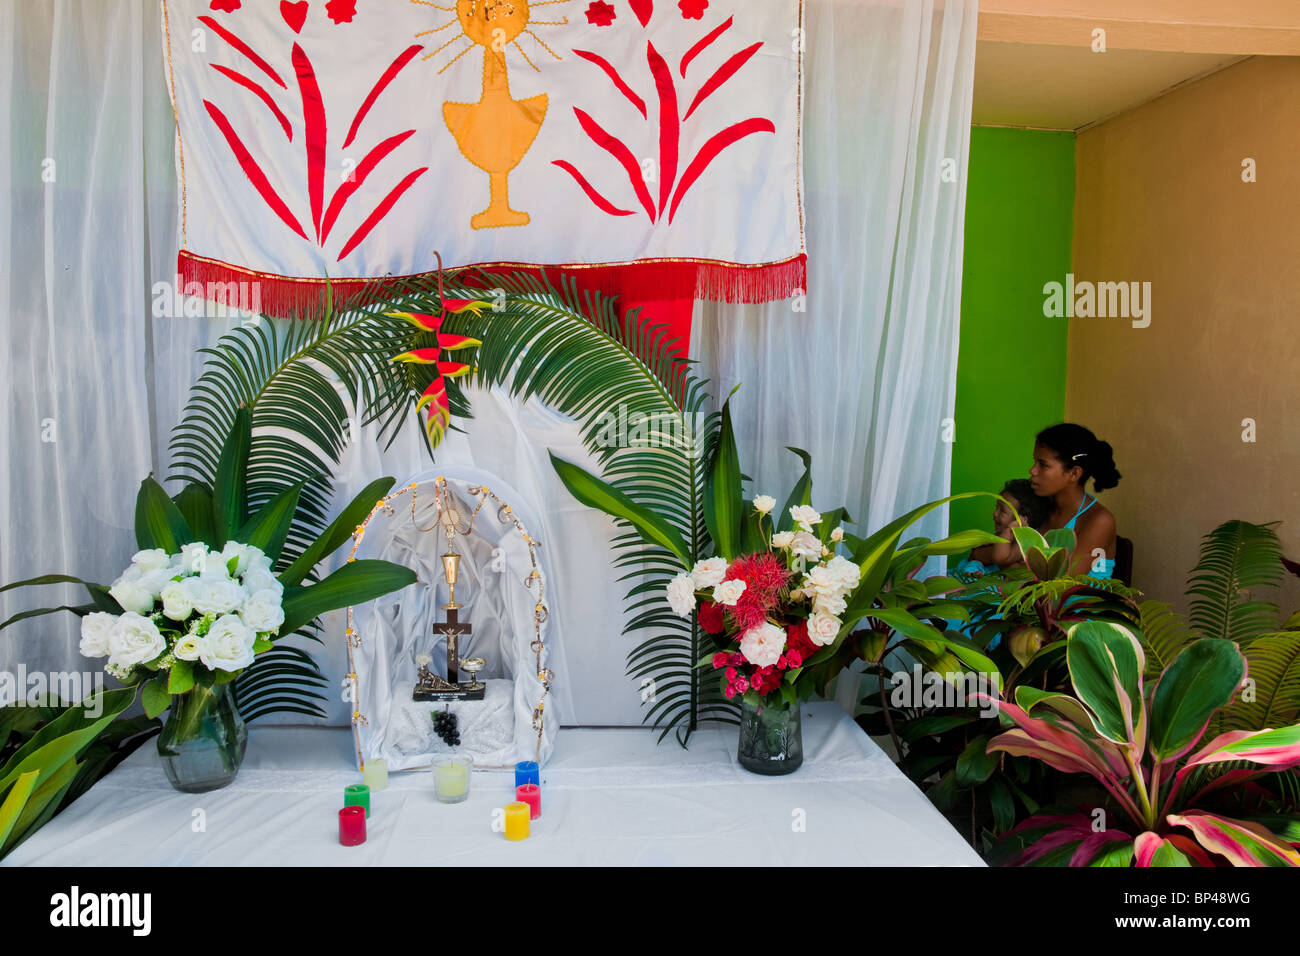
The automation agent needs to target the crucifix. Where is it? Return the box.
[413,505,486,702]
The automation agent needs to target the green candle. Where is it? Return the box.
[345,783,370,818]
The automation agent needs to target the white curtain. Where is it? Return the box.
[0,0,977,727]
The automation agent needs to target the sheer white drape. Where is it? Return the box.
[0,0,977,727]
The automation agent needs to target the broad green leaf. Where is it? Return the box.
[0,689,134,795]
[4,757,78,854]
[278,477,396,587]
[278,560,418,637]
[917,529,1005,556]
[1148,638,1244,764]
[134,476,192,553]
[1044,528,1076,552]
[702,400,743,561]
[1067,621,1146,749]
[168,660,196,695]
[172,484,216,547]
[212,408,252,548]
[141,677,171,720]
[235,481,305,564]
[1089,840,1136,866]
[1011,525,1049,558]
[0,771,39,852]
[550,453,690,566]
[776,447,813,533]
[1167,811,1300,867]
[955,736,997,787]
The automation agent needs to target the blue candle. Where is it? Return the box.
[514,760,539,789]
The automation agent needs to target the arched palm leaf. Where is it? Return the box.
[1186,520,1284,644]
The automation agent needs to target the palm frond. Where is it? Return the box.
[1138,600,1198,680]
[1187,520,1284,643]
[1214,632,1300,733]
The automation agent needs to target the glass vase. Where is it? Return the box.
[157,683,247,793]
[737,697,803,775]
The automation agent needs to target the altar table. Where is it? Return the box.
[4,703,984,866]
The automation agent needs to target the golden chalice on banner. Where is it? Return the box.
[441,0,549,229]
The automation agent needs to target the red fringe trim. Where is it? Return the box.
[177,251,807,320]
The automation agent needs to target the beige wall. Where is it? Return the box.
[1068,54,1300,615]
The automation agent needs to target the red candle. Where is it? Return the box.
[516,783,541,820]
[339,805,366,846]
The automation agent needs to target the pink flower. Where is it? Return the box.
[725,666,737,681]
[724,684,737,699]
[209,0,240,10]
[734,676,749,693]
[679,0,708,18]
[586,1,616,26]
[785,649,803,668]
[326,0,356,23]
[712,651,729,669]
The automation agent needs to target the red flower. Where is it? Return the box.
[586,1,616,26]
[724,684,737,699]
[723,552,789,633]
[326,0,356,23]
[711,651,729,669]
[725,667,737,681]
[698,600,725,634]
[679,0,708,19]
[785,649,804,669]
[209,0,240,11]
[786,621,816,661]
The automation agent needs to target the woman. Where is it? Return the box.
[1029,423,1121,578]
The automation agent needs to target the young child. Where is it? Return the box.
[957,478,1052,577]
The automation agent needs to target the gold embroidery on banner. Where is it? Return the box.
[162,0,188,246]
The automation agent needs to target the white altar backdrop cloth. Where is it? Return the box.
[2,703,983,867]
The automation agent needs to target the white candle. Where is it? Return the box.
[363,758,388,792]
[434,756,472,803]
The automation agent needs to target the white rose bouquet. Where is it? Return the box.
[80,541,285,714]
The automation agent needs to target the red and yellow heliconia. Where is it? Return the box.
[387,294,488,448]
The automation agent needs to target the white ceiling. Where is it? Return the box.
[972,40,1247,131]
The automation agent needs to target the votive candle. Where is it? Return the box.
[514,760,539,789]
[362,758,388,792]
[515,783,541,819]
[504,801,530,840]
[434,755,472,804]
[339,805,366,846]
[344,783,370,818]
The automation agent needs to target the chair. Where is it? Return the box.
[1114,536,1134,587]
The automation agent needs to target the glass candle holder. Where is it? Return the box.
[339,805,366,846]
[362,758,388,792]
[514,760,539,789]
[516,783,541,819]
[504,801,530,841]
[344,783,370,818]
[433,755,473,804]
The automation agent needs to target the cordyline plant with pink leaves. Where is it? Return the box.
[981,620,1300,866]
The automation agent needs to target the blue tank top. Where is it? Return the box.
[1066,496,1116,578]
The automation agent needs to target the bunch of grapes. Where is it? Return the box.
[433,709,460,747]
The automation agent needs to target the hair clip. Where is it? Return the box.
[1072,453,1087,460]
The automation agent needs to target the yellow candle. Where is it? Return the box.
[362,758,388,792]
[434,756,472,803]
[504,801,530,841]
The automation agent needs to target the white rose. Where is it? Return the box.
[246,550,273,574]
[79,612,117,658]
[712,579,747,606]
[753,495,776,515]
[666,574,697,618]
[188,577,246,616]
[790,531,822,560]
[826,555,862,591]
[178,542,209,576]
[240,566,283,597]
[200,615,256,672]
[790,505,822,533]
[200,550,233,579]
[813,592,848,617]
[160,579,194,622]
[772,531,794,549]
[131,548,172,573]
[139,567,175,600]
[240,589,285,634]
[806,613,841,647]
[109,579,155,615]
[690,557,729,590]
[221,541,266,577]
[107,612,167,669]
[172,633,203,661]
[802,565,842,597]
[739,621,786,668]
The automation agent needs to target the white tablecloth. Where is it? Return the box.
[4,703,983,866]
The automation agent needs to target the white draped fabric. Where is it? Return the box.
[0,0,977,728]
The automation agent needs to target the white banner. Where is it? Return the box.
[161,0,806,310]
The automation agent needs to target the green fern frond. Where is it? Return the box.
[1214,632,1300,733]
[1187,520,1284,643]
[1138,600,1198,680]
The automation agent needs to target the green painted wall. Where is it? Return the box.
[949,127,1075,538]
